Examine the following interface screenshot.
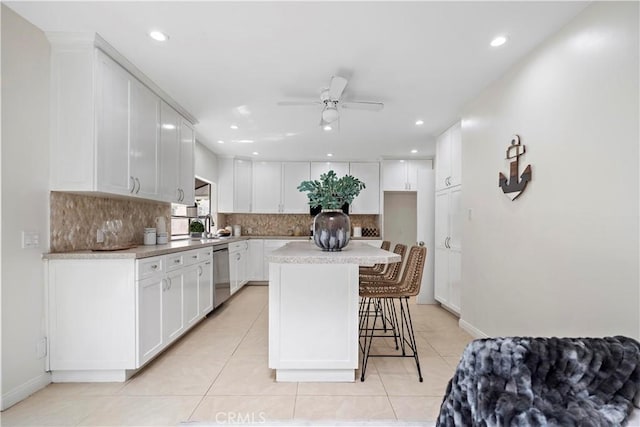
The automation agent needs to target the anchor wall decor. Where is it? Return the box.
[499,134,532,201]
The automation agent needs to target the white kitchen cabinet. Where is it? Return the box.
[248,240,265,281]
[435,121,462,191]
[252,162,282,213]
[434,186,462,314]
[198,250,214,315]
[229,240,249,294]
[282,162,311,213]
[159,102,194,205]
[310,161,349,180]
[47,34,195,204]
[130,79,160,199]
[46,245,217,382]
[218,158,252,213]
[252,162,310,213]
[348,162,380,214]
[382,160,432,191]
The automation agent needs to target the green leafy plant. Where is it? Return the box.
[297,170,366,210]
[189,220,205,233]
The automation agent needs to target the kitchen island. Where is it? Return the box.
[267,241,400,382]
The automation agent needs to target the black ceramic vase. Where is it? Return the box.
[313,209,351,251]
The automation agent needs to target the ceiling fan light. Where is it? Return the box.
[322,107,339,124]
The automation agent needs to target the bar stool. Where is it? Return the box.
[359,244,407,342]
[359,240,391,274]
[359,246,427,382]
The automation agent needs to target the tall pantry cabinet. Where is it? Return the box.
[434,121,462,314]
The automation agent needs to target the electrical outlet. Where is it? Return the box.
[96,229,104,243]
[36,338,47,359]
[22,231,40,248]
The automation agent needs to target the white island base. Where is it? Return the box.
[267,241,400,382]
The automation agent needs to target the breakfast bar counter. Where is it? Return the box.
[267,241,400,382]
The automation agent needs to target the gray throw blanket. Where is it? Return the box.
[437,336,640,426]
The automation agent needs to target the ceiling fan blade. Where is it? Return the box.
[341,101,384,111]
[328,76,348,100]
[277,101,321,106]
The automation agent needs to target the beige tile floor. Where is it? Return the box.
[1,286,474,426]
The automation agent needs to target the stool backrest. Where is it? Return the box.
[397,246,427,296]
[381,240,391,251]
[382,243,407,282]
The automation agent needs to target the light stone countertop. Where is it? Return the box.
[267,241,400,265]
[42,236,383,260]
[42,237,249,260]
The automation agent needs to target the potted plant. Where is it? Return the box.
[189,219,205,239]
[298,170,365,251]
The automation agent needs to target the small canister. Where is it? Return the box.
[353,226,362,237]
[144,228,157,245]
[156,232,168,245]
[233,225,241,236]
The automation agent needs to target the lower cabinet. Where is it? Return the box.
[229,241,249,294]
[247,240,265,281]
[46,246,214,382]
[434,186,462,314]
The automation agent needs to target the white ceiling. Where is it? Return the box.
[7,1,588,162]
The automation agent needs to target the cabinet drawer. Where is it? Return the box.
[137,257,163,280]
[197,247,213,261]
[166,253,185,270]
[229,241,248,253]
[182,249,201,267]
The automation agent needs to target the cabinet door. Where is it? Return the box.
[229,251,240,295]
[406,160,432,191]
[435,129,451,192]
[182,266,200,328]
[137,276,164,366]
[248,240,265,281]
[349,162,380,214]
[179,120,195,206]
[217,158,234,213]
[310,162,349,180]
[130,79,160,199]
[163,271,184,342]
[434,247,449,305]
[382,160,408,191]
[282,162,310,213]
[449,122,462,188]
[263,240,289,280]
[435,191,450,251]
[238,248,248,287]
[252,162,282,213]
[234,159,252,213]
[159,102,181,203]
[198,259,213,315]
[448,186,462,251]
[95,51,132,195]
[448,251,461,313]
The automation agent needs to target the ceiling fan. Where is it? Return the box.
[277,76,384,128]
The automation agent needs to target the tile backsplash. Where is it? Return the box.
[220,213,380,237]
[50,192,170,252]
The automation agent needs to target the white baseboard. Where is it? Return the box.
[458,319,489,339]
[1,371,51,410]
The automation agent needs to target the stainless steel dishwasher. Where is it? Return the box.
[213,245,230,308]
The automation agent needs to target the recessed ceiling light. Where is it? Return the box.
[415,120,424,126]
[161,123,176,130]
[323,125,332,131]
[411,149,418,154]
[252,151,259,155]
[230,124,238,130]
[490,35,507,47]
[399,160,405,163]
[236,139,254,144]
[217,140,224,144]
[327,153,333,157]
[149,31,169,42]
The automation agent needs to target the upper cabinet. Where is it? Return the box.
[48,33,197,204]
[435,121,462,191]
[382,160,432,191]
[252,162,310,213]
[310,161,349,180]
[281,162,311,213]
[348,162,380,214]
[218,158,252,213]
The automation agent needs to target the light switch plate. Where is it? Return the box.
[22,231,40,248]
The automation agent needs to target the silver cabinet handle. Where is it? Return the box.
[192,255,198,259]
[151,264,158,270]
[236,253,241,261]
[418,241,424,247]
[168,277,172,290]
[205,261,211,265]
[130,176,136,193]
[446,237,451,248]
[161,278,167,291]
[174,259,181,264]
[135,177,141,194]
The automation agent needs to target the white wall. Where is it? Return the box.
[194,141,218,185]
[460,2,639,339]
[1,5,52,408]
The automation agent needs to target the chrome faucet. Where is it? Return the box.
[203,214,215,236]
